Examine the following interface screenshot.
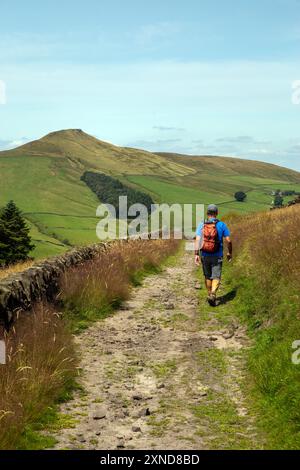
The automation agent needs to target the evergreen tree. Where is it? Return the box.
[234,191,247,202]
[0,200,34,266]
[81,171,154,218]
[273,194,284,208]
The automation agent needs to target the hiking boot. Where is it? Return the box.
[207,293,217,307]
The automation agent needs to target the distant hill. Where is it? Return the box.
[2,129,193,177]
[156,151,299,181]
[1,129,300,258]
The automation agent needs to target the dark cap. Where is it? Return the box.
[207,204,218,213]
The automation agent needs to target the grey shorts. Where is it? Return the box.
[201,256,223,280]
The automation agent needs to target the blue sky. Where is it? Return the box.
[0,0,300,170]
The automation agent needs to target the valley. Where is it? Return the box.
[1,129,300,258]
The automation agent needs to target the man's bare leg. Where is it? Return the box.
[206,279,217,306]
[205,279,212,294]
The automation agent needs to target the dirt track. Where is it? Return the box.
[51,251,261,450]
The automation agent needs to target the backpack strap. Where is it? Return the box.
[205,218,219,225]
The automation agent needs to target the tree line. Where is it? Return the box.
[81,171,154,218]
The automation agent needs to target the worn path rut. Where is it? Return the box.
[51,251,261,450]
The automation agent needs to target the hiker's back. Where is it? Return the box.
[201,219,220,254]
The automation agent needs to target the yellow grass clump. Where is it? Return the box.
[0,260,34,281]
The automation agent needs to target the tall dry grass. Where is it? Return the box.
[0,259,34,281]
[0,303,77,449]
[60,238,180,330]
[232,205,300,302]
[229,205,300,448]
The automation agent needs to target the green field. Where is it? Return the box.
[125,175,300,216]
[0,155,101,258]
[1,129,300,258]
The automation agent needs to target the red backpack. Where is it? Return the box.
[201,220,220,253]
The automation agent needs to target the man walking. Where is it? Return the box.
[195,204,232,306]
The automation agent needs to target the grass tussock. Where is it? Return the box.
[228,205,300,448]
[0,259,34,281]
[0,303,77,450]
[60,238,180,331]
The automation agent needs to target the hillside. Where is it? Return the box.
[1,129,300,258]
[1,129,193,177]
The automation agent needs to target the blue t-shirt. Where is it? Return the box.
[196,218,230,257]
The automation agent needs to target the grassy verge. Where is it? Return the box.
[227,205,300,449]
[0,303,77,449]
[195,262,262,450]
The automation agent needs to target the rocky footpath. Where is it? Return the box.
[49,251,260,450]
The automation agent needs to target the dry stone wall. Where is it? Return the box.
[0,243,108,329]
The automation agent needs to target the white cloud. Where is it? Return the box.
[215,136,268,144]
[153,126,186,132]
[128,138,182,149]
[287,144,300,153]
[0,137,28,150]
[136,22,181,46]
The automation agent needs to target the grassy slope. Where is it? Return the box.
[125,175,300,216]
[0,154,100,257]
[1,129,300,258]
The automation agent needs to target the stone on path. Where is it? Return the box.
[92,408,107,420]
